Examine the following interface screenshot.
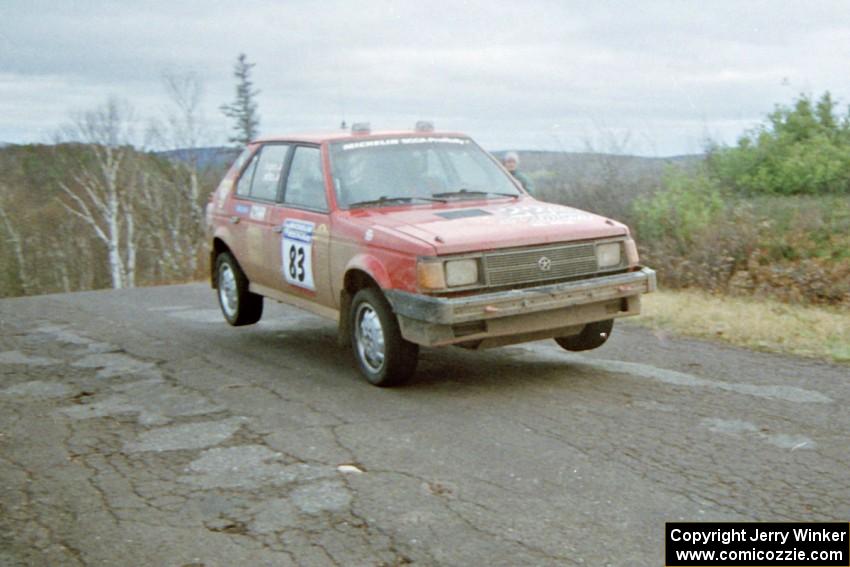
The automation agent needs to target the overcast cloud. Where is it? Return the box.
[1,0,849,155]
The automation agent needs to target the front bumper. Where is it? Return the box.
[385,267,656,347]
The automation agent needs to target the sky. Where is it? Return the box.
[1,0,849,156]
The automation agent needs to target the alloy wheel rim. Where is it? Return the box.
[355,303,385,373]
[219,264,238,317]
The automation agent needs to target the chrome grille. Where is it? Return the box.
[482,241,616,287]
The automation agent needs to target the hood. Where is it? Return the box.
[348,198,628,255]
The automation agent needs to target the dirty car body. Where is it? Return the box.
[206,126,656,385]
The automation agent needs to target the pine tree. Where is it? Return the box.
[220,54,260,147]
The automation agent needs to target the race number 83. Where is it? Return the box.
[282,220,315,291]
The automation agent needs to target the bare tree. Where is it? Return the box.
[142,70,213,277]
[56,98,141,289]
[135,163,193,279]
[162,70,205,148]
[0,186,31,295]
[161,70,206,220]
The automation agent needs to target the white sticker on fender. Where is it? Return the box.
[282,219,315,290]
[249,204,267,221]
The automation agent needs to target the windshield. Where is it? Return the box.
[329,136,522,208]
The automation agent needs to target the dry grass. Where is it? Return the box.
[631,290,850,363]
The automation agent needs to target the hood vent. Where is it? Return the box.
[435,209,492,220]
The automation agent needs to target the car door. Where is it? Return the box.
[231,143,290,288]
[225,146,259,280]
[266,144,334,308]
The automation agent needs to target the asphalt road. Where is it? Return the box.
[1,283,848,566]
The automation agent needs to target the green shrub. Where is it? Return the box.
[708,92,850,195]
[634,166,724,253]
[633,166,759,292]
[635,179,850,305]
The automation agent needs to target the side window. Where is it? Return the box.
[236,153,258,196]
[283,147,327,211]
[250,144,289,201]
[232,147,253,172]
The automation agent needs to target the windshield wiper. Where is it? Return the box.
[347,195,448,208]
[433,188,519,200]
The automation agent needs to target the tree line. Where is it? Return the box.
[0,55,259,298]
[526,91,849,305]
[2,75,847,305]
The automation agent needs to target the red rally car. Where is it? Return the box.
[206,123,656,386]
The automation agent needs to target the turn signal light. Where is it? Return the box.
[417,261,446,290]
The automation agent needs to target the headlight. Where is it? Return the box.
[417,258,480,290]
[417,261,446,290]
[445,259,478,287]
[596,242,622,268]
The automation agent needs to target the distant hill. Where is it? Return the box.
[0,141,703,172]
[155,146,240,170]
[493,150,702,182]
[489,150,704,222]
[156,146,703,182]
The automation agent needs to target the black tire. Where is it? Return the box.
[554,319,614,352]
[215,252,263,326]
[349,287,419,386]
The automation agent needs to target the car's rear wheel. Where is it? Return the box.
[350,287,418,386]
[554,319,614,351]
[216,252,263,326]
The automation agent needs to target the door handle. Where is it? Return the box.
[229,216,240,224]
[272,225,284,233]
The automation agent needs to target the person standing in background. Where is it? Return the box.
[502,151,534,195]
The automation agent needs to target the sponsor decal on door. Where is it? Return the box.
[281,219,315,291]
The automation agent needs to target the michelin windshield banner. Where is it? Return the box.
[665,522,849,566]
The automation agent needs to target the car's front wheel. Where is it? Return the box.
[349,287,418,386]
[554,319,613,351]
[216,252,263,326]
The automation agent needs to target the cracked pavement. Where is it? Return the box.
[0,283,848,566]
